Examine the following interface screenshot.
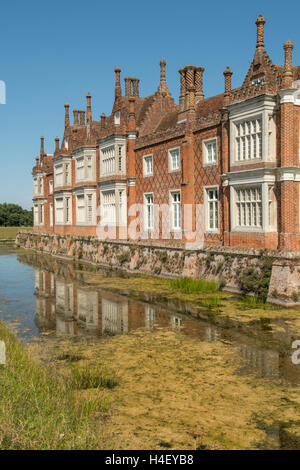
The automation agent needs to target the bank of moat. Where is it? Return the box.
[16,231,300,307]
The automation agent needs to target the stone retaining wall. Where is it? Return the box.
[15,231,300,306]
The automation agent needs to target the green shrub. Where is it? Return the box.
[169,277,219,294]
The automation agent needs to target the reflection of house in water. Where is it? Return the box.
[101,297,128,335]
[34,269,56,331]
[32,263,300,384]
[77,288,99,331]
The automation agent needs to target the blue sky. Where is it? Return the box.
[0,0,300,209]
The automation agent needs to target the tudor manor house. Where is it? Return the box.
[32,16,300,251]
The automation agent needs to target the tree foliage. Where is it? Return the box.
[0,203,33,227]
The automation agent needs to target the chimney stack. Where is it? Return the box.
[124,77,140,97]
[86,93,92,123]
[223,66,233,94]
[256,14,266,49]
[79,110,85,125]
[114,67,122,99]
[35,157,39,168]
[195,66,204,102]
[64,104,70,127]
[40,136,44,157]
[178,65,204,111]
[55,137,59,152]
[73,110,79,126]
[100,112,106,129]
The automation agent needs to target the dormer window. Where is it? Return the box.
[114,110,120,126]
[252,75,265,85]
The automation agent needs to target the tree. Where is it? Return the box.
[0,203,33,227]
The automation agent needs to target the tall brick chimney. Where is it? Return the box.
[79,110,85,125]
[86,93,92,123]
[195,66,204,102]
[179,68,186,110]
[283,40,294,88]
[124,78,140,97]
[101,112,106,129]
[223,66,233,94]
[55,137,59,153]
[73,110,79,126]
[40,136,44,157]
[64,104,70,127]
[114,67,122,99]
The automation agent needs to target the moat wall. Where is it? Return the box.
[15,231,300,306]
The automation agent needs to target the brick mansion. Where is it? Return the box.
[32,15,300,251]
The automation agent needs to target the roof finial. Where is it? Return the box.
[159,58,167,92]
[256,14,266,48]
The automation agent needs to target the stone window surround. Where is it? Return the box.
[228,94,277,167]
[223,168,277,233]
[73,147,96,183]
[144,192,154,230]
[202,137,218,166]
[33,198,47,226]
[53,156,72,188]
[98,181,127,228]
[169,189,182,231]
[98,135,126,178]
[143,154,153,177]
[54,191,73,226]
[168,147,181,173]
[203,185,220,233]
[74,187,97,226]
[33,172,45,197]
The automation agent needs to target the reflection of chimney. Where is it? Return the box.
[79,110,85,125]
[64,104,70,127]
[114,67,122,98]
[73,110,79,126]
[256,14,266,49]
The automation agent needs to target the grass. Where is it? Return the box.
[0,227,31,240]
[0,321,114,450]
[33,328,300,450]
[169,277,219,294]
[70,363,118,390]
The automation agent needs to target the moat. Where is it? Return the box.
[2,244,300,449]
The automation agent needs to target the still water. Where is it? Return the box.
[1,245,300,385]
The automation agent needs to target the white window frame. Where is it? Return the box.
[168,147,180,172]
[49,180,53,195]
[204,186,219,233]
[143,154,153,177]
[170,190,181,231]
[75,190,96,226]
[114,110,120,126]
[234,186,263,230]
[144,193,154,230]
[203,138,218,165]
